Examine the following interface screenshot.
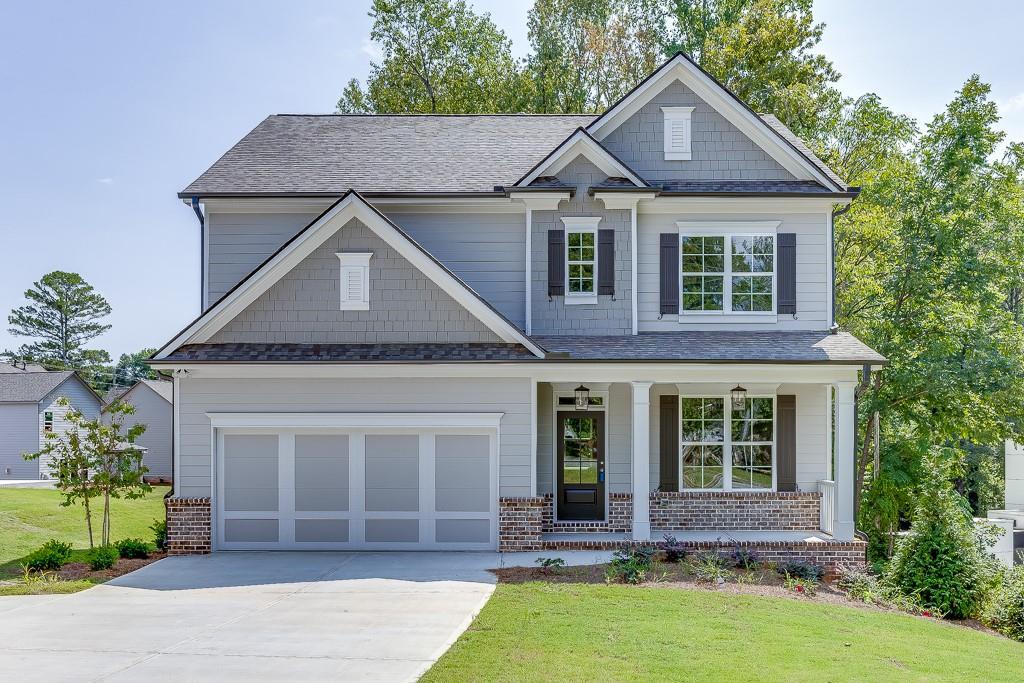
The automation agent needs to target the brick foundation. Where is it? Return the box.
[650,491,820,531]
[498,497,545,551]
[166,497,212,555]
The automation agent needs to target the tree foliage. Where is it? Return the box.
[6,271,111,370]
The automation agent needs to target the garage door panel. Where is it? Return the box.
[224,518,279,543]
[435,488,490,512]
[223,435,279,512]
[365,519,419,543]
[436,519,490,543]
[294,435,350,512]
[365,488,420,512]
[295,519,349,543]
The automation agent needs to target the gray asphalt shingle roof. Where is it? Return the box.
[0,371,79,402]
[531,331,885,364]
[158,343,539,363]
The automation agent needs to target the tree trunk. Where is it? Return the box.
[83,492,94,549]
[102,490,110,546]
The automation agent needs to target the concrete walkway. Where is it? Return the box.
[0,551,611,682]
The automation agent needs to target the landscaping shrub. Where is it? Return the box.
[88,545,119,571]
[776,560,824,582]
[115,538,151,559]
[24,539,73,571]
[728,547,761,570]
[606,546,657,584]
[783,575,818,596]
[984,566,1024,641]
[661,534,688,562]
[150,519,167,551]
[885,466,1001,619]
[692,552,732,584]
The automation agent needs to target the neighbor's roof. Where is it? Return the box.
[179,112,848,198]
[180,114,594,196]
[0,362,48,374]
[0,371,90,403]
[531,331,885,364]
[106,378,174,407]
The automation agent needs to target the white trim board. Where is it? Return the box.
[154,191,545,359]
[585,54,844,192]
[516,129,647,188]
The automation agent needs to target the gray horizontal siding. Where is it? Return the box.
[38,379,102,478]
[208,217,502,344]
[0,403,41,479]
[638,211,830,331]
[117,384,173,478]
[600,80,796,183]
[176,376,532,498]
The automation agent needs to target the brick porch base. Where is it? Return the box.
[165,497,212,555]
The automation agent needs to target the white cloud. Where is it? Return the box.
[361,38,382,62]
[96,177,114,184]
[998,92,1024,114]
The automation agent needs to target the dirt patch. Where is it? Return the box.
[54,552,166,582]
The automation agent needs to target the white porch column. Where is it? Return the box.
[631,381,654,540]
[833,381,857,541]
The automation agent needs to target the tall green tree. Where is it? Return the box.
[6,271,112,370]
[112,348,159,386]
[338,0,527,113]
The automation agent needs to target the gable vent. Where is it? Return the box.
[662,106,694,161]
[336,252,372,310]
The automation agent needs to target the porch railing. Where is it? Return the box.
[818,480,837,536]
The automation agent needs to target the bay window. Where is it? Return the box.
[680,395,775,491]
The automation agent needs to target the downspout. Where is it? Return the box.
[829,203,852,333]
[191,196,205,312]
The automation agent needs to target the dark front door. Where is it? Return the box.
[557,411,605,521]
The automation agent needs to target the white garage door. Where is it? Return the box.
[213,414,499,551]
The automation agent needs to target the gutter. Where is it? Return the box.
[830,202,853,332]
[190,197,205,311]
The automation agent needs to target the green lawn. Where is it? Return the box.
[0,485,168,578]
[422,583,1024,683]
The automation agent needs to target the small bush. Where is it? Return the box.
[784,575,818,596]
[535,557,566,574]
[776,560,824,582]
[692,552,732,584]
[606,546,656,584]
[729,547,761,570]
[661,534,688,562]
[984,566,1024,642]
[150,519,167,551]
[837,566,881,603]
[88,545,119,571]
[24,539,73,571]
[115,538,152,559]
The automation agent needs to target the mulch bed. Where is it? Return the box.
[53,552,167,582]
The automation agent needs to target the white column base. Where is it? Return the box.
[631,381,653,541]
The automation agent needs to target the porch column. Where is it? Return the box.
[833,381,857,541]
[631,381,654,540]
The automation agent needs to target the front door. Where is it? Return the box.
[557,411,605,521]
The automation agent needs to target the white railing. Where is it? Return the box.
[818,479,837,537]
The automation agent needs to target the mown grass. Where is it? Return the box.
[422,582,1024,682]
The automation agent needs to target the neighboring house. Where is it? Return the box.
[152,53,884,567]
[0,371,103,479]
[0,361,48,373]
[104,378,174,482]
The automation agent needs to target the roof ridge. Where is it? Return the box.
[270,113,597,118]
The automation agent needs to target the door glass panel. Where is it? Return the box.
[563,416,599,484]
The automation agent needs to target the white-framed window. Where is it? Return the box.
[679,228,776,315]
[336,252,372,310]
[680,395,775,491]
[662,106,694,160]
[562,217,600,303]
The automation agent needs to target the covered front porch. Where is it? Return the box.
[499,364,863,566]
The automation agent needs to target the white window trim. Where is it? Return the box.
[679,394,777,493]
[662,106,694,161]
[562,217,600,305]
[677,222,779,318]
[336,252,372,311]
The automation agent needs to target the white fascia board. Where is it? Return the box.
[206,412,504,430]
[517,131,646,188]
[594,192,657,210]
[155,192,545,359]
[508,191,571,210]
[586,57,843,191]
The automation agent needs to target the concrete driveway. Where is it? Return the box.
[0,552,505,682]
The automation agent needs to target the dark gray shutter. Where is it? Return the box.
[776,394,797,492]
[778,233,796,315]
[598,229,615,295]
[548,230,564,296]
[659,394,679,491]
[659,233,679,314]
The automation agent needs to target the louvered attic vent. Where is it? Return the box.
[661,106,694,161]
[336,252,372,310]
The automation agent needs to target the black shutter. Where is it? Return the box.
[776,394,797,492]
[659,394,679,491]
[598,229,615,295]
[659,233,679,314]
[548,229,564,296]
[778,232,796,315]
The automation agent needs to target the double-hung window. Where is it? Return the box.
[562,217,600,301]
[679,225,777,315]
[680,395,775,491]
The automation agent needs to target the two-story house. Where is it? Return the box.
[152,53,883,567]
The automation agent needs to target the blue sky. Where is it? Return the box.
[1,1,1021,361]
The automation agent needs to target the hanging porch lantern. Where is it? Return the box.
[730,385,748,411]
[574,384,591,410]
